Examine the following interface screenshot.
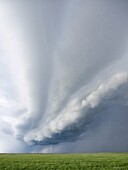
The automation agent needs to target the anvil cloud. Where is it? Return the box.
[0,0,128,153]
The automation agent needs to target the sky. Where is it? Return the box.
[0,0,128,153]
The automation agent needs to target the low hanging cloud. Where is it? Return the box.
[23,72,128,145]
[0,0,128,153]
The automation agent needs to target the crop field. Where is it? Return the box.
[0,153,128,170]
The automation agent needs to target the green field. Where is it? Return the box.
[0,153,128,170]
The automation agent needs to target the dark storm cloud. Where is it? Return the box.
[0,0,128,153]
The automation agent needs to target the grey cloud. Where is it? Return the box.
[0,0,128,153]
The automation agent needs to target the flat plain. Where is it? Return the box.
[0,153,128,170]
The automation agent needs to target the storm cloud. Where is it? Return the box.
[0,0,128,153]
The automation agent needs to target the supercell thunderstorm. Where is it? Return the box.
[0,0,128,153]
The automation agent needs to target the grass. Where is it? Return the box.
[0,153,128,170]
